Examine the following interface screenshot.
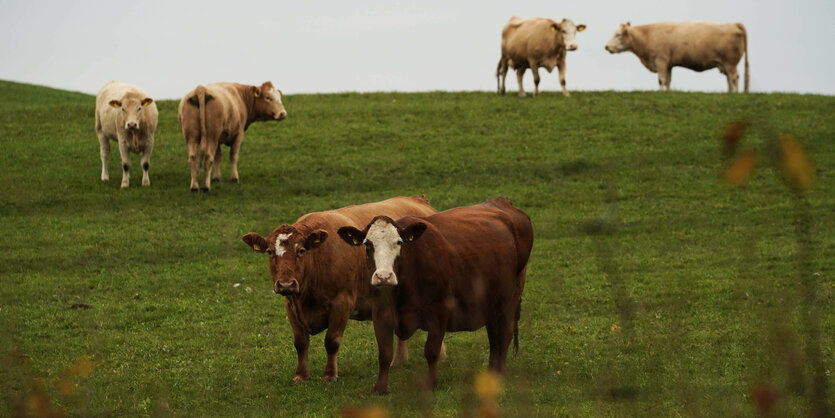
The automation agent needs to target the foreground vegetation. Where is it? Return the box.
[0,80,833,416]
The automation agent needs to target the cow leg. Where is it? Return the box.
[558,59,570,97]
[497,57,508,95]
[202,147,215,192]
[97,127,110,182]
[391,338,409,367]
[186,139,201,191]
[372,317,394,394]
[515,68,526,97]
[228,131,244,183]
[322,301,352,381]
[292,332,311,383]
[665,67,673,91]
[726,66,739,93]
[656,60,670,91]
[140,140,152,187]
[530,65,541,97]
[486,315,514,374]
[117,137,131,189]
[211,143,222,182]
[424,327,446,390]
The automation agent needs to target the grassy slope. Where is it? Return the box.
[0,79,833,416]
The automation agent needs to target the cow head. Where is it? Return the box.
[552,19,586,51]
[252,81,287,122]
[605,22,631,54]
[338,216,427,287]
[242,225,327,296]
[109,95,153,131]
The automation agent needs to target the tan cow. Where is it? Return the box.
[605,22,749,92]
[242,196,446,383]
[95,81,158,188]
[497,17,586,97]
[178,81,287,192]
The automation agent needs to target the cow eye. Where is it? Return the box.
[266,249,275,256]
[297,247,306,255]
[265,96,272,101]
[396,240,403,246]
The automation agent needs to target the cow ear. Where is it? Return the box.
[109,100,121,108]
[338,226,365,246]
[304,230,328,250]
[550,23,559,32]
[141,97,153,107]
[626,22,631,27]
[253,86,261,98]
[242,233,268,253]
[577,24,586,32]
[399,222,427,243]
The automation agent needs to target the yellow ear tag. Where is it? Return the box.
[352,238,359,245]
[314,239,320,244]
[110,102,120,108]
[578,26,586,32]
[253,244,261,251]
[407,235,414,242]
[254,91,260,98]
[551,26,556,32]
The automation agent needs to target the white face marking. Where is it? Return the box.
[605,25,629,53]
[269,89,283,105]
[365,219,403,286]
[275,233,292,257]
[560,19,580,51]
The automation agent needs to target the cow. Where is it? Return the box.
[497,17,586,97]
[178,81,287,192]
[605,22,749,92]
[338,197,533,394]
[242,196,446,383]
[95,81,158,188]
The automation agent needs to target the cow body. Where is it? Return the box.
[605,22,749,92]
[497,17,586,97]
[178,81,287,192]
[242,196,442,382]
[95,81,158,188]
[338,197,533,394]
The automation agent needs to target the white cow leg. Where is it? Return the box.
[212,143,222,182]
[117,138,131,189]
[391,338,408,367]
[531,66,541,97]
[229,133,243,183]
[516,68,526,97]
[187,140,200,191]
[98,133,110,182]
[140,141,153,187]
[558,61,570,97]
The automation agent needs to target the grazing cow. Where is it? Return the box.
[178,81,287,192]
[338,197,533,394]
[605,22,749,92]
[95,81,158,188]
[497,17,586,97]
[242,196,446,383]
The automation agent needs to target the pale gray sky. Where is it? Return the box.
[1,0,833,98]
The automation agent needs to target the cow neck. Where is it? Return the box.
[627,26,651,60]
[235,83,258,130]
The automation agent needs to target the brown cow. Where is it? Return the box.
[242,196,445,383]
[178,81,287,192]
[497,17,586,97]
[605,22,749,92]
[338,197,533,394]
[95,81,158,188]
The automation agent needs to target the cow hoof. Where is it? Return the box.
[372,387,388,395]
[212,177,221,182]
[190,188,198,192]
[231,177,239,184]
[321,375,338,382]
[200,187,210,193]
[292,375,310,383]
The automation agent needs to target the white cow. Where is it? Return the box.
[95,81,158,188]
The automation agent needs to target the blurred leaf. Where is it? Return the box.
[751,384,779,416]
[474,370,503,400]
[610,323,621,333]
[723,150,759,186]
[341,406,389,418]
[776,134,815,193]
[723,121,746,157]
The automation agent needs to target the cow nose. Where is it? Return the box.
[373,271,397,287]
[569,44,578,51]
[126,121,138,129]
[277,111,287,121]
[274,280,298,295]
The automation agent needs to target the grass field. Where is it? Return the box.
[1,79,833,416]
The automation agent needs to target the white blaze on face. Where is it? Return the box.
[365,219,403,286]
[275,233,293,256]
[268,88,283,105]
[560,19,581,51]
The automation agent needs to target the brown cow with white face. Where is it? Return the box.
[605,22,749,92]
[338,197,533,394]
[95,81,158,188]
[178,81,287,192]
[242,196,445,383]
[497,17,586,97]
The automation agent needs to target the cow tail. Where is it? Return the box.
[195,85,209,152]
[513,298,521,355]
[739,23,749,93]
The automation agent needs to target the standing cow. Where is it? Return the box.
[497,17,586,97]
[242,196,446,383]
[605,22,749,92]
[95,81,158,188]
[178,81,287,192]
[338,197,533,394]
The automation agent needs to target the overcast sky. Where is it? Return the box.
[1,0,833,99]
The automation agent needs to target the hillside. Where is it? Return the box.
[1,80,833,416]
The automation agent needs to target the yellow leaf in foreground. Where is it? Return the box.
[474,370,503,400]
[776,135,815,192]
[723,150,759,186]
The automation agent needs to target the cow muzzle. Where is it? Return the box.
[276,111,287,121]
[371,270,398,287]
[568,44,578,51]
[274,279,299,295]
[125,121,140,130]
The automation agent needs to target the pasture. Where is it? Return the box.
[1,79,833,416]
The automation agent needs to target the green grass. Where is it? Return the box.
[1,79,833,416]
